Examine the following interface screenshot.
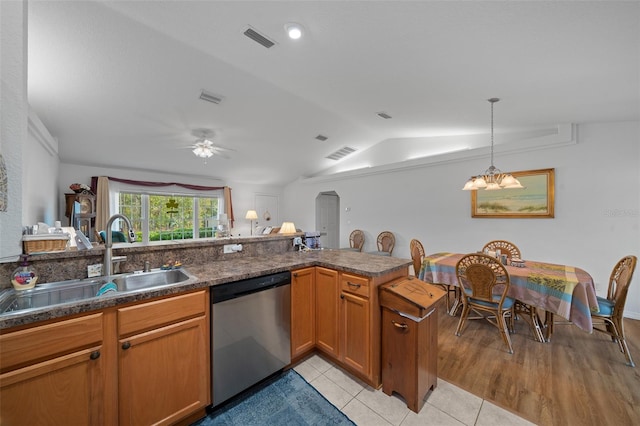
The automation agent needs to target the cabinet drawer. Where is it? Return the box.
[0,313,103,372]
[118,290,206,337]
[341,273,370,298]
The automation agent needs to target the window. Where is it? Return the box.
[112,183,222,243]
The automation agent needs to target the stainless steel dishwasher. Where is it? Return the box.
[211,271,291,407]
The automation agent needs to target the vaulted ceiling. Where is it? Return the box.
[27,1,639,185]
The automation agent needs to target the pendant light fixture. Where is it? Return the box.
[462,98,523,191]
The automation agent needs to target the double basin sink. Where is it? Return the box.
[0,269,192,316]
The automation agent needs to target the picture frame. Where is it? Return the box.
[471,168,555,218]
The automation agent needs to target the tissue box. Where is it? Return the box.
[22,234,70,254]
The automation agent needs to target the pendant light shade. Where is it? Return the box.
[462,98,523,191]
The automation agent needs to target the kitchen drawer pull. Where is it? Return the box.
[392,320,408,330]
[347,282,361,289]
[89,350,101,360]
[122,341,131,350]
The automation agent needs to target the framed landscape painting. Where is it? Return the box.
[471,168,555,218]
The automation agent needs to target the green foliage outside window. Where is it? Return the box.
[118,192,219,242]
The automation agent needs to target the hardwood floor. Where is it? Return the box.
[436,305,640,425]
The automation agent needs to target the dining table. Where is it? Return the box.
[418,252,599,342]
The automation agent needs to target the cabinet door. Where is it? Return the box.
[118,316,209,426]
[341,291,370,377]
[315,267,340,358]
[291,267,316,358]
[0,346,104,425]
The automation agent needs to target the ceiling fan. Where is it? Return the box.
[188,129,235,163]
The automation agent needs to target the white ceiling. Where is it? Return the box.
[27,1,639,186]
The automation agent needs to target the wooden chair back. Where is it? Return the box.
[349,230,365,252]
[456,254,510,305]
[606,255,637,322]
[377,231,395,255]
[410,239,425,276]
[482,240,522,259]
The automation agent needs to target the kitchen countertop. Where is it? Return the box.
[0,250,411,330]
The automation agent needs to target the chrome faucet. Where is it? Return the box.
[103,214,136,276]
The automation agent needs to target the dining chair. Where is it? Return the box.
[409,239,425,276]
[368,231,395,256]
[411,238,458,313]
[455,253,515,354]
[482,240,522,259]
[591,255,637,367]
[345,229,365,252]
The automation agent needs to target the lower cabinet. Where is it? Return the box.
[291,267,316,358]
[0,290,210,425]
[307,266,405,387]
[117,290,210,426]
[0,313,105,425]
[315,267,340,358]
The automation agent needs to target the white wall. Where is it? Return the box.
[283,121,640,318]
[25,111,59,227]
[0,0,28,260]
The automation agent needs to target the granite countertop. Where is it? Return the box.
[0,250,411,330]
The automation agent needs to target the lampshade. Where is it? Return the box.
[278,222,297,234]
[245,210,258,220]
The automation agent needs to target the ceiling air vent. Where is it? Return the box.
[199,90,224,105]
[315,134,328,141]
[377,111,392,119]
[326,146,356,161]
[244,27,275,48]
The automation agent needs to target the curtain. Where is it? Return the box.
[224,186,234,228]
[91,176,234,227]
[95,176,110,233]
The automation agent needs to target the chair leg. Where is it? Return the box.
[455,303,471,337]
[498,311,514,354]
[609,317,635,367]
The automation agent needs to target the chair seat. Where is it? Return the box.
[596,296,615,317]
[464,288,515,309]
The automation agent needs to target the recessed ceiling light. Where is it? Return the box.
[285,23,303,40]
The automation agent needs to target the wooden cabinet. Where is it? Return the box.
[315,267,340,358]
[308,266,405,387]
[117,290,210,426]
[0,290,210,425]
[65,192,96,240]
[291,267,316,359]
[0,313,106,425]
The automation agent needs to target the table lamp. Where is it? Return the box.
[245,210,258,235]
[278,222,297,234]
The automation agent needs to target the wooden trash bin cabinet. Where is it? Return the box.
[379,276,446,413]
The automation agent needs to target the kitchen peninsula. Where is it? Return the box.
[0,236,410,425]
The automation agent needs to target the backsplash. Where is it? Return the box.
[0,235,298,289]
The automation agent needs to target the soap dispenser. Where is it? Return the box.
[11,254,38,291]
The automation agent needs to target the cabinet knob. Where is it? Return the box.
[340,294,345,299]
[122,341,131,350]
[89,350,101,360]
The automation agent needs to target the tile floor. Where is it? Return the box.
[293,354,536,426]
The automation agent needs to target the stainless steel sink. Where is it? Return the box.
[0,269,193,316]
[113,269,190,291]
[0,278,108,314]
